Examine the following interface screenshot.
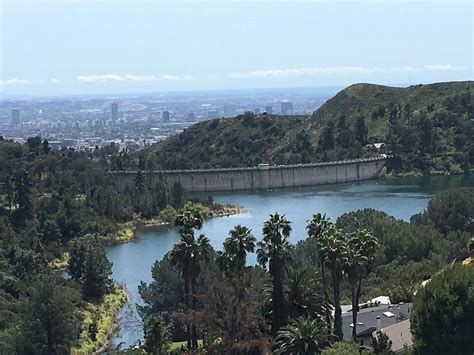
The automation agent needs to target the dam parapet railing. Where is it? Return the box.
[110,156,389,193]
[111,156,389,175]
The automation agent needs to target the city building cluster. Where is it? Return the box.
[0,87,334,152]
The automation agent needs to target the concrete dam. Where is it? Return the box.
[112,157,387,193]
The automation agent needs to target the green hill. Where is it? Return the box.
[135,81,474,174]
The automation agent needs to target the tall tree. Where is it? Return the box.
[355,117,368,144]
[257,213,292,333]
[319,224,347,340]
[82,242,113,301]
[174,203,203,236]
[12,170,33,227]
[342,229,379,341]
[20,274,81,355]
[4,174,13,214]
[319,126,335,151]
[169,206,211,350]
[67,236,112,301]
[217,224,256,276]
[306,213,333,327]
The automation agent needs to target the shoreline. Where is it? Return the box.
[72,286,128,354]
[101,202,246,245]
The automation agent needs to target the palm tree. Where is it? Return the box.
[257,213,292,333]
[284,266,328,320]
[169,233,212,350]
[319,224,347,341]
[273,316,333,354]
[217,225,256,275]
[343,230,378,341]
[306,213,333,327]
[170,205,212,350]
[175,203,204,236]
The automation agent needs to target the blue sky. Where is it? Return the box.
[1,0,472,96]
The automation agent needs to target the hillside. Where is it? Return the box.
[135,81,474,174]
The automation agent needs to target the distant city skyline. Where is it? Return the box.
[1,1,472,97]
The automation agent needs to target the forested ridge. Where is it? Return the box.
[134,81,474,174]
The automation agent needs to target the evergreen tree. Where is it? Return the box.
[171,181,185,209]
[319,126,335,151]
[411,264,474,354]
[143,314,171,354]
[12,170,33,227]
[82,242,112,300]
[68,236,112,300]
[355,117,368,144]
[20,274,81,355]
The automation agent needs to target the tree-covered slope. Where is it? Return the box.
[311,81,474,141]
[136,81,474,173]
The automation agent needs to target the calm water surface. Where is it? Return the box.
[107,175,473,348]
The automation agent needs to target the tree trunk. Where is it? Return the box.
[332,269,343,341]
[47,327,53,355]
[191,277,198,350]
[320,263,332,328]
[356,277,362,310]
[272,267,286,334]
[351,282,358,341]
[184,277,192,350]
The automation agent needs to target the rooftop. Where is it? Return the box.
[342,303,412,340]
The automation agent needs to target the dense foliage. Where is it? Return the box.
[411,264,474,354]
[136,81,474,174]
[0,137,190,352]
[139,187,473,354]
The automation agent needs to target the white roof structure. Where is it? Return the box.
[371,296,391,305]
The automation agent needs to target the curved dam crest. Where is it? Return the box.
[111,157,388,192]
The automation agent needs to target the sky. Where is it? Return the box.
[1,0,472,97]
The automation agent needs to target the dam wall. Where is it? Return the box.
[111,157,387,193]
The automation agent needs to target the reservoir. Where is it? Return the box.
[106,174,474,348]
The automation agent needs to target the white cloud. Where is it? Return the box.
[423,64,467,71]
[0,78,35,86]
[229,65,469,79]
[124,75,158,81]
[0,78,65,86]
[77,73,193,83]
[77,74,124,82]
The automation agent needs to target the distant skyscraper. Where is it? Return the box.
[254,107,260,114]
[111,103,119,120]
[11,108,20,124]
[265,105,273,114]
[280,101,293,115]
[162,111,170,123]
